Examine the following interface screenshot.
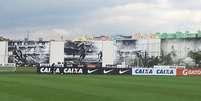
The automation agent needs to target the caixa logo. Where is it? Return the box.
[156,69,174,75]
[63,68,83,74]
[40,67,52,73]
[133,68,153,75]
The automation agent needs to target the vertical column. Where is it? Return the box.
[102,41,115,67]
[0,41,8,64]
[49,41,64,65]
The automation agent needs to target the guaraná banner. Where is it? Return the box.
[176,68,201,76]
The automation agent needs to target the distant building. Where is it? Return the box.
[0,31,201,67]
[93,36,111,41]
[0,36,9,41]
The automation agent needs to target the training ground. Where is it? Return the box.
[0,67,201,101]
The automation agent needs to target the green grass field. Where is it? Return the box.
[0,72,201,101]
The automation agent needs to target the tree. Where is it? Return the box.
[188,51,201,67]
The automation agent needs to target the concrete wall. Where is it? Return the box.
[161,38,201,66]
[102,41,115,67]
[50,41,64,65]
[136,39,161,57]
[147,39,161,57]
[161,39,201,59]
[0,41,8,64]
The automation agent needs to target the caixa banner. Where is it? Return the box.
[132,68,154,75]
[37,66,132,75]
[38,67,86,74]
[132,68,176,76]
[176,68,201,76]
[154,68,176,76]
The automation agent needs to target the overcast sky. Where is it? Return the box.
[0,0,201,40]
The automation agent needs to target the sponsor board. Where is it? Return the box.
[117,68,132,75]
[132,68,176,76]
[37,67,132,75]
[176,68,201,76]
[87,68,101,74]
[38,67,52,74]
[102,68,116,74]
[38,66,177,76]
[154,68,176,75]
[37,67,86,74]
[63,68,84,74]
[132,68,154,75]
[89,68,132,75]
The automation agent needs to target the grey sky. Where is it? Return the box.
[0,0,201,40]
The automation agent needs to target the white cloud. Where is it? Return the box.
[3,28,80,41]
[1,0,201,39]
[79,1,201,33]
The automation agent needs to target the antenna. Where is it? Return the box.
[27,31,30,40]
[25,31,30,41]
[61,34,64,40]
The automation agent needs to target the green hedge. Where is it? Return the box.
[16,67,37,73]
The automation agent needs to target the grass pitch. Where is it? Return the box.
[0,73,201,101]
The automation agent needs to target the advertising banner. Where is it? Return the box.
[63,67,85,74]
[117,68,132,75]
[8,41,50,66]
[38,66,87,74]
[132,68,154,75]
[87,68,132,75]
[154,68,176,76]
[101,68,116,75]
[87,68,102,74]
[37,66,132,75]
[176,68,201,76]
[64,41,102,68]
[132,67,176,76]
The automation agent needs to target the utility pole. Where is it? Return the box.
[61,34,64,41]
[25,31,30,41]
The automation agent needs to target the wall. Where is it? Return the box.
[0,41,8,64]
[136,39,161,57]
[50,41,64,65]
[161,38,201,66]
[102,41,115,67]
[8,40,50,65]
